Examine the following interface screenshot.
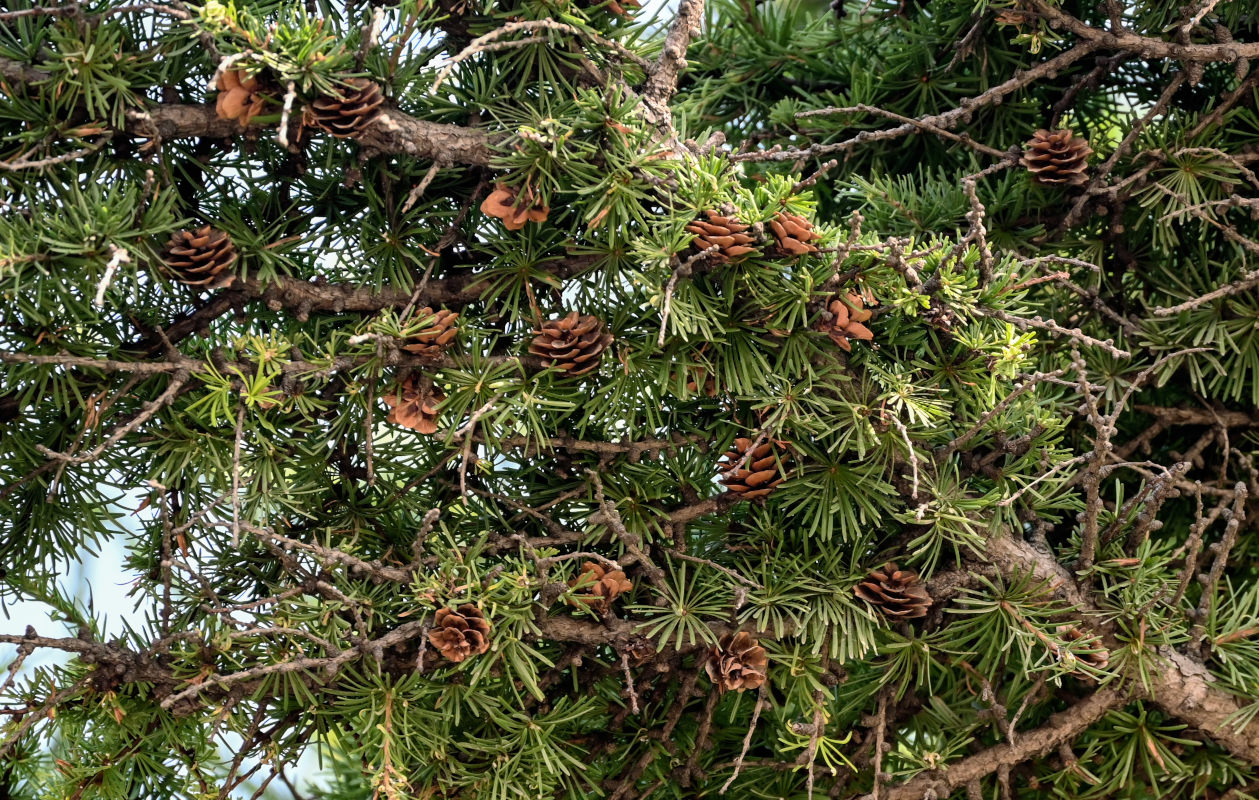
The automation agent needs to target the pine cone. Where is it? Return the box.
[382,375,444,434]
[427,605,491,663]
[768,212,822,257]
[704,632,768,692]
[401,307,459,361]
[1022,129,1093,187]
[160,226,238,290]
[480,183,550,230]
[308,77,385,139]
[214,70,268,127]
[855,564,932,620]
[685,366,718,397]
[815,291,874,352]
[1058,625,1109,671]
[606,0,641,15]
[621,635,657,666]
[717,438,788,499]
[528,312,614,376]
[685,210,757,263]
[567,561,633,613]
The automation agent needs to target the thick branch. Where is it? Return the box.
[0,57,494,166]
[873,688,1126,800]
[984,534,1259,765]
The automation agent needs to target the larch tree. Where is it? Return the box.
[2,0,1259,798]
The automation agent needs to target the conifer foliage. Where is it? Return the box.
[3,1,1259,799]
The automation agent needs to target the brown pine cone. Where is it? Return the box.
[214,70,269,127]
[704,632,768,692]
[1022,129,1093,187]
[401,307,459,362]
[481,183,550,230]
[1057,625,1109,671]
[427,605,491,663]
[382,375,443,434]
[160,226,238,290]
[685,365,718,397]
[621,635,657,666]
[815,291,874,352]
[685,210,757,263]
[567,561,633,613]
[528,312,614,376]
[854,564,932,620]
[717,438,788,500]
[768,212,822,257]
[308,77,385,139]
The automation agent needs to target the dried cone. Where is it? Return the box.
[401,307,459,362]
[427,605,491,663]
[1022,129,1093,187]
[717,438,787,500]
[1058,625,1109,671]
[480,183,550,231]
[685,210,757,263]
[528,312,614,376]
[705,632,768,692]
[382,375,444,434]
[768,212,822,257]
[161,226,238,290]
[215,70,268,127]
[816,291,874,352]
[308,77,385,139]
[855,563,932,620]
[567,561,633,613]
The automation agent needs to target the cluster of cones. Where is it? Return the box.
[214,67,384,140]
[684,209,823,265]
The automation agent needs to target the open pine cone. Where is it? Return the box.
[768,211,822,257]
[705,632,768,692]
[214,70,269,127]
[160,226,238,290]
[685,210,757,263]
[1022,128,1093,187]
[382,375,443,434]
[567,561,633,613]
[308,78,385,139]
[815,292,874,352]
[854,564,932,620]
[428,605,491,663]
[401,307,459,362]
[717,438,788,500]
[528,312,614,376]
[480,183,550,230]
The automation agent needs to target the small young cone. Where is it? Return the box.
[855,563,932,620]
[480,183,550,230]
[528,312,614,376]
[1022,128,1093,187]
[815,291,875,352]
[382,375,443,434]
[567,561,633,613]
[717,438,787,500]
[1058,625,1109,671]
[427,605,491,663]
[768,211,822,257]
[684,210,757,263]
[308,78,385,139]
[401,308,459,362]
[704,632,768,692]
[214,70,268,127]
[160,226,238,290]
